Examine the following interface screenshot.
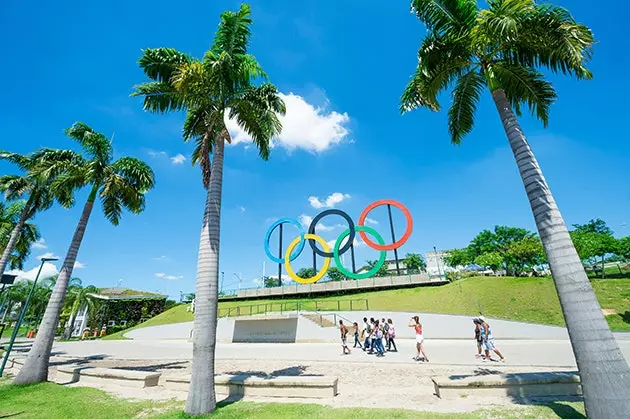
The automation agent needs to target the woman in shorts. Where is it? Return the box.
[408,315,429,362]
[478,316,505,362]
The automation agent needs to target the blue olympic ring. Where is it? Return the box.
[264,218,306,264]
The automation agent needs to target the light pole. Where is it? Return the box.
[220,272,224,294]
[0,256,58,377]
[233,272,242,290]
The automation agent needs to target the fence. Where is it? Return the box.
[218,298,369,318]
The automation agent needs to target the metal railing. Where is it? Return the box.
[304,311,354,328]
[218,298,369,318]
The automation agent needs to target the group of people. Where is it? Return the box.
[338,315,429,362]
[337,315,506,363]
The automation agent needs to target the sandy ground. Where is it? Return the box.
[45,355,580,414]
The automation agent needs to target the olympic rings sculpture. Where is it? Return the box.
[264,199,413,284]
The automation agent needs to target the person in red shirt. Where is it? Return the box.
[408,316,429,362]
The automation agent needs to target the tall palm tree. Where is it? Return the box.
[62,284,97,340]
[132,4,284,414]
[14,123,155,384]
[0,151,71,275]
[400,1,630,416]
[0,200,40,271]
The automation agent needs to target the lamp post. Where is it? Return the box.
[433,246,443,280]
[233,273,242,290]
[0,274,17,340]
[0,256,58,377]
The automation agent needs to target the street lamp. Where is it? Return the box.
[0,256,58,377]
[233,273,242,290]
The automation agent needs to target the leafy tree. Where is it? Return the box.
[0,201,40,270]
[0,151,72,275]
[15,123,154,385]
[474,252,504,272]
[570,230,618,278]
[505,236,546,275]
[262,276,281,288]
[468,226,534,257]
[403,253,426,273]
[131,5,285,415]
[573,219,613,235]
[62,285,98,340]
[366,260,389,277]
[326,267,346,281]
[296,268,316,280]
[443,248,472,268]
[400,0,629,414]
[617,237,630,261]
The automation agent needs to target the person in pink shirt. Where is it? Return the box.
[408,315,429,362]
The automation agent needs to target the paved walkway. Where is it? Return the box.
[124,311,630,341]
[51,338,630,368]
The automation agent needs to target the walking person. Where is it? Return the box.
[362,317,372,352]
[352,322,363,349]
[408,315,429,362]
[473,318,484,359]
[339,320,351,355]
[381,317,389,349]
[478,316,505,362]
[372,319,385,357]
[387,318,397,352]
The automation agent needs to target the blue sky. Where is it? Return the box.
[1,1,629,299]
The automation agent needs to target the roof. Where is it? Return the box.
[88,287,167,301]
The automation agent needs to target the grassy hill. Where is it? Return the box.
[104,276,630,339]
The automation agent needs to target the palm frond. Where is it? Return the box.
[411,0,478,34]
[448,69,485,144]
[211,4,253,57]
[0,175,31,200]
[131,81,186,113]
[490,63,556,126]
[111,157,155,193]
[0,151,34,171]
[138,48,192,83]
[191,133,213,189]
[227,83,285,160]
[65,122,113,165]
[496,2,594,79]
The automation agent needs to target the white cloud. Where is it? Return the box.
[365,218,379,226]
[226,92,350,152]
[298,214,335,232]
[170,154,186,164]
[326,236,364,250]
[153,255,169,261]
[238,206,246,213]
[308,192,350,209]
[155,272,183,281]
[38,252,60,260]
[74,261,86,269]
[32,238,47,249]
[7,262,58,282]
[148,150,167,157]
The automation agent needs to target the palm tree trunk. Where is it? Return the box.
[492,88,630,417]
[0,203,31,275]
[14,187,97,384]
[185,131,226,415]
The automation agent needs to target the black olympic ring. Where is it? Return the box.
[307,209,356,258]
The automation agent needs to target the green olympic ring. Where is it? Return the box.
[333,226,387,280]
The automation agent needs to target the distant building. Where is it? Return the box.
[71,287,167,336]
[425,251,458,276]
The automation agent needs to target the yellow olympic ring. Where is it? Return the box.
[285,234,331,284]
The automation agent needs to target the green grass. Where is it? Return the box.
[0,325,30,339]
[106,276,630,338]
[0,381,587,418]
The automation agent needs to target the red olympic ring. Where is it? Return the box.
[357,200,413,251]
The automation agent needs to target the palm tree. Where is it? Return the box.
[0,151,71,276]
[62,285,97,340]
[400,1,630,416]
[0,200,40,271]
[14,123,155,384]
[132,4,284,414]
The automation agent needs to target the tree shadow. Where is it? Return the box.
[50,354,107,366]
[0,412,25,418]
[448,368,503,380]
[112,361,188,372]
[222,365,320,379]
[618,311,630,325]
